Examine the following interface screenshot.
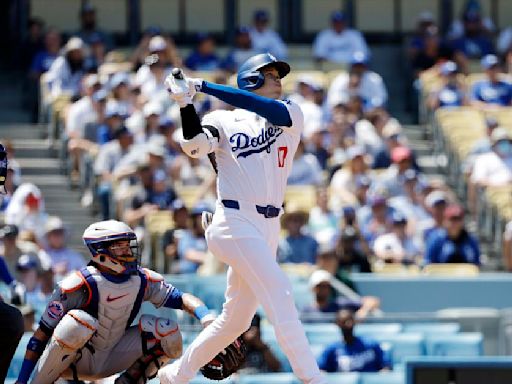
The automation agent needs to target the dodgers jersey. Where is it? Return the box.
[201,99,303,207]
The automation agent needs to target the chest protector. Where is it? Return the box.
[78,266,147,351]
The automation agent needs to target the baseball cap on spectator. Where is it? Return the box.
[149,35,167,52]
[391,211,408,225]
[309,269,332,289]
[236,26,250,35]
[0,224,19,238]
[143,102,163,118]
[16,253,39,272]
[145,26,162,37]
[64,37,85,53]
[342,206,356,219]
[153,169,167,183]
[105,103,124,119]
[490,127,511,144]
[191,201,212,216]
[481,54,499,70]
[110,72,130,89]
[253,9,270,22]
[347,145,365,160]
[331,10,346,22]
[159,115,175,128]
[391,146,412,163]
[444,204,464,219]
[440,61,457,76]
[403,168,418,182]
[92,89,108,103]
[350,51,369,66]
[425,190,447,208]
[85,74,100,89]
[297,75,322,91]
[113,126,131,139]
[382,119,402,139]
[171,199,187,211]
[45,216,65,234]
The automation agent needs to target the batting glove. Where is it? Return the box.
[164,71,203,108]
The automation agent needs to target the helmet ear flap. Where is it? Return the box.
[237,70,265,91]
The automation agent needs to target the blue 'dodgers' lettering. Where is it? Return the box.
[229,126,283,158]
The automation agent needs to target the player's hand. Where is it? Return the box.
[164,69,203,108]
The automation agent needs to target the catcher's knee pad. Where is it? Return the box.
[139,314,182,358]
[54,309,98,351]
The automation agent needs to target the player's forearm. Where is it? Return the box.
[201,81,292,126]
[181,293,215,326]
[18,328,50,383]
[180,104,203,140]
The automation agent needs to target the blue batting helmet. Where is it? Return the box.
[237,53,290,91]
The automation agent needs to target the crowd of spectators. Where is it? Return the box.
[2,2,512,374]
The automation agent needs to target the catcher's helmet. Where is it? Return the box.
[237,53,290,91]
[83,220,140,275]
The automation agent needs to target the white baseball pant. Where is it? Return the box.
[158,202,326,384]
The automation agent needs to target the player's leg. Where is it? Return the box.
[159,266,259,384]
[31,309,98,384]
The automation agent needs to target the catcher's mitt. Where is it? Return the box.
[200,336,247,380]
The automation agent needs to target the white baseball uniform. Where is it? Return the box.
[159,100,326,384]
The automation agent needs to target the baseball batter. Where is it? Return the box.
[14,220,215,384]
[159,53,326,383]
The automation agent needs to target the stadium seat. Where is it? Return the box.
[284,185,317,213]
[425,332,484,357]
[192,275,227,312]
[302,323,402,345]
[403,322,460,335]
[238,372,300,384]
[372,333,425,365]
[359,371,405,384]
[7,332,32,379]
[371,263,420,275]
[266,339,292,372]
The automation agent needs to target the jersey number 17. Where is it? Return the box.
[278,146,288,168]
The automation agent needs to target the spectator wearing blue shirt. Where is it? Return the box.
[471,54,512,108]
[428,61,467,109]
[185,33,221,71]
[318,309,390,372]
[30,28,61,76]
[278,209,318,264]
[96,103,126,145]
[222,27,258,73]
[425,204,480,265]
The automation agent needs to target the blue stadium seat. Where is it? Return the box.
[403,322,460,336]
[7,332,32,379]
[325,372,360,384]
[301,323,402,346]
[291,281,313,310]
[359,371,405,384]
[425,333,484,357]
[192,275,227,312]
[238,373,300,384]
[355,323,402,338]
[372,333,425,365]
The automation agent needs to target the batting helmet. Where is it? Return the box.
[237,53,290,91]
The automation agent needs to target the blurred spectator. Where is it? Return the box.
[45,37,87,101]
[353,175,372,208]
[470,55,512,108]
[140,54,172,103]
[287,140,323,186]
[313,11,368,64]
[19,18,45,70]
[5,183,48,242]
[423,190,448,243]
[84,31,107,72]
[327,51,387,111]
[427,61,468,109]
[317,309,390,373]
[15,253,53,311]
[425,204,480,265]
[162,200,191,273]
[134,35,180,85]
[0,167,16,212]
[370,117,410,169]
[249,9,287,59]
[66,74,102,141]
[97,103,127,144]
[278,208,318,264]
[503,221,512,271]
[408,11,437,62]
[380,146,421,196]
[373,212,421,265]
[222,26,258,72]
[94,126,134,219]
[463,116,499,175]
[498,26,512,55]
[447,0,495,40]
[330,146,369,208]
[176,203,210,273]
[354,108,391,157]
[3,140,21,187]
[360,193,394,247]
[411,26,445,75]
[239,313,282,373]
[451,9,495,72]
[142,102,164,141]
[336,226,371,273]
[289,76,324,141]
[308,187,339,247]
[388,169,430,223]
[185,33,221,71]
[75,2,113,49]
[43,216,85,277]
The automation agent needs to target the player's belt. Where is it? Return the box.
[221,199,281,218]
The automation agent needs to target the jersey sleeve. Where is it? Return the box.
[279,99,304,136]
[142,268,184,309]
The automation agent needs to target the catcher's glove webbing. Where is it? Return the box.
[200,336,247,380]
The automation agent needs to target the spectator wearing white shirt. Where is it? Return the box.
[327,51,387,112]
[288,140,323,186]
[313,11,369,65]
[249,9,287,59]
[469,127,512,215]
[45,37,87,101]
